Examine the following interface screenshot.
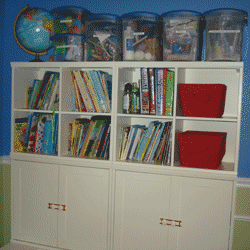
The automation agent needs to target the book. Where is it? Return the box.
[142,122,162,162]
[43,120,53,155]
[97,71,111,112]
[73,70,95,112]
[147,68,156,115]
[127,125,146,160]
[84,117,109,158]
[166,70,175,116]
[140,121,160,162]
[34,115,47,154]
[155,68,163,116]
[28,79,42,109]
[26,113,40,153]
[133,128,148,161]
[162,68,169,116]
[14,118,28,152]
[81,70,101,113]
[120,126,131,160]
[140,68,150,115]
[34,71,53,109]
[47,79,59,110]
[147,122,166,163]
[40,73,59,110]
[89,70,108,112]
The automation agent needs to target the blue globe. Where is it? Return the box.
[14,5,54,57]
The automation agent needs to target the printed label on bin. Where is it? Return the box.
[209,30,240,33]
[60,20,73,23]
[126,39,134,51]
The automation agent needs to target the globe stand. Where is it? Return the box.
[30,54,43,62]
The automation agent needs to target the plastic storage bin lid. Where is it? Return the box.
[161,10,202,19]
[51,5,92,16]
[50,34,87,41]
[203,8,248,25]
[85,13,120,23]
[121,11,160,22]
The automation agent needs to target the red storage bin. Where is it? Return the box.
[178,131,227,169]
[178,84,227,118]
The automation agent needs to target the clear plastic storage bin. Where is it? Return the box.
[203,8,248,61]
[161,10,202,61]
[121,12,161,61]
[50,34,86,61]
[85,14,121,61]
[51,6,92,36]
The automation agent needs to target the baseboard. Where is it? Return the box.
[0,155,11,165]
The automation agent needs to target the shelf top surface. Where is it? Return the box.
[10,61,244,69]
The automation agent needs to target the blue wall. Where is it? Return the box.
[1,0,250,177]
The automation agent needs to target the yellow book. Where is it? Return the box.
[70,71,82,111]
[82,71,101,113]
[73,70,95,112]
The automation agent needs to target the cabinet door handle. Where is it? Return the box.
[160,218,182,227]
[48,203,66,211]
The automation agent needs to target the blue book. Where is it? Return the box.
[43,120,54,155]
[127,125,146,160]
[142,122,162,162]
[134,121,158,162]
[89,70,108,112]
[148,122,166,163]
[133,128,147,161]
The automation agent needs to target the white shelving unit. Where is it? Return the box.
[10,61,244,250]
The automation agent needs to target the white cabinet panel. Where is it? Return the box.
[58,165,110,250]
[113,171,171,250]
[169,176,233,250]
[11,160,58,247]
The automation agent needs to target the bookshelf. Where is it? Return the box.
[10,61,243,250]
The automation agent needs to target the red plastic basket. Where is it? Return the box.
[178,131,227,169]
[178,84,227,118]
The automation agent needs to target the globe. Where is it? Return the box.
[13,5,54,61]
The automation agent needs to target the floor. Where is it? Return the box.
[0,243,49,250]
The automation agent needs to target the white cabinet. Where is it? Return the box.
[113,171,233,250]
[11,160,110,250]
[113,171,171,250]
[10,61,243,250]
[58,165,110,250]
[11,160,59,247]
[169,176,233,250]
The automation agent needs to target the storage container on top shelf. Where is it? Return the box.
[121,12,161,61]
[51,6,92,36]
[85,14,121,61]
[50,34,86,61]
[203,8,248,61]
[161,10,203,61]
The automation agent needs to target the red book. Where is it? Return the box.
[162,68,169,116]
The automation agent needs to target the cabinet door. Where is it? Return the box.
[113,171,171,250]
[169,176,233,250]
[58,165,110,250]
[11,160,59,247]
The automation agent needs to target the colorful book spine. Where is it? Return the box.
[147,68,156,115]
[14,118,28,152]
[162,68,169,116]
[165,70,175,116]
[156,68,163,116]
[140,68,150,115]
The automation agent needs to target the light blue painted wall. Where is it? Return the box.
[1,0,250,177]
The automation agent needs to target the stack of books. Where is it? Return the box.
[118,121,172,165]
[68,116,111,160]
[140,68,175,116]
[70,70,112,113]
[26,71,60,110]
[14,113,59,155]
